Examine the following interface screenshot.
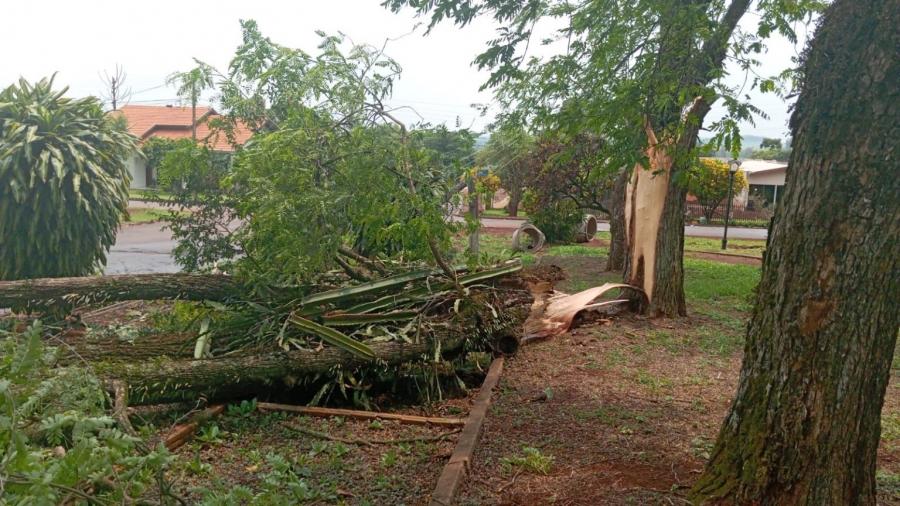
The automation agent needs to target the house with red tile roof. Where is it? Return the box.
[115,105,254,188]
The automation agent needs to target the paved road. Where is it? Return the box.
[476,216,768,240]
[106,223,181,275]
[106,218,767,275]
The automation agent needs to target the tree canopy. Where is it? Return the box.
[684,158,748,220]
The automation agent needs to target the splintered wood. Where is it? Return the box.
[624,122,673,302]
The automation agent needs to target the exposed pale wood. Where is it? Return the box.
[258,402,465,428]
[624,122,673,302]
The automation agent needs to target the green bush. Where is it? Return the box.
[522,190,583,242]
[0,76,137,280]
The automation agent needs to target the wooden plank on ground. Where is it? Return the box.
[257,403,466,428]
[429,357,505,506]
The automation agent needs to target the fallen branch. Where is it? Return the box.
[258,402,465,428]
[497,468,523,493]
[281,422,461,447]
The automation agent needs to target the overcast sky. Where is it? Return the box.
[1,0,810,140]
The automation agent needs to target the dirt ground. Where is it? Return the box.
[76,253,900,504]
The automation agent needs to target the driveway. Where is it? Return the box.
[106,219,768,275]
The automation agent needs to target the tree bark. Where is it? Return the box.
[606,169,628,272]
[0,273,299,309]
[691,1,900,503]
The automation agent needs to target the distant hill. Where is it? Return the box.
[700,134,767,150]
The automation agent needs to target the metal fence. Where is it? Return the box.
[685,202,773,221]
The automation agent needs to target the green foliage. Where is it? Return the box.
[412,123,477,179]
[759,137,782,150]
[477,125,532,215]
[749,148,792,161]
[0,76,137,280]
[522,189,583,243]
[384,0,826,187]
[0,321,176,503]
[683,158,748,220]
[520,133,614,214]
[138,136,181,183]
[156,21,461,282]
[499,447,554,474]
[149,141,244,273]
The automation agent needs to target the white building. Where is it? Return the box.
[114,105,254,188]
[737,159,788,205]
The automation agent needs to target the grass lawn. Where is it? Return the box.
[129,188,176,201]
[481,208,526,218]
[124,208,190,224]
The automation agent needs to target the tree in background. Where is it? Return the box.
[99,64,131,111]
[749,146,791,162]
[461,166,502,209]
[683,158,748,221]
[518,133,614,242]
[0,76,136,280]
[691,0,900,502]
[384,0,826,317]
[166,63,215,140]
[476,126,532,217]
[759,137,782,150]
[412,124,477,179]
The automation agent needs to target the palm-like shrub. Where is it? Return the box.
[0,76,137,280]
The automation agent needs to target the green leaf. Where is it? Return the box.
[287,315,376,359]
[321,310,418,326]
[300,268,434,307]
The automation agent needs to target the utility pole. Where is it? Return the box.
[468,175,480,257]
[191,82,197,140]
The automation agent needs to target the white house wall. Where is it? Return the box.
[747,169,786,186]
[127,153,148,189]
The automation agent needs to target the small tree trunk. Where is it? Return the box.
[508,191,520,218]
[691,1,900,503]
[606,169,628,271]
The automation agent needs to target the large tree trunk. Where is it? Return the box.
[0,274,299,309]
[691,1,900,503]
[606,169,628,272]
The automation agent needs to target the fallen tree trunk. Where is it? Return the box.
[0,274,256,309]
[82,287,532,405]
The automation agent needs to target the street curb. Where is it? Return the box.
[429,357,505,506]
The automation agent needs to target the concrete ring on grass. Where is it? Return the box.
[512,224,545,252]
[574,214,598,243]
